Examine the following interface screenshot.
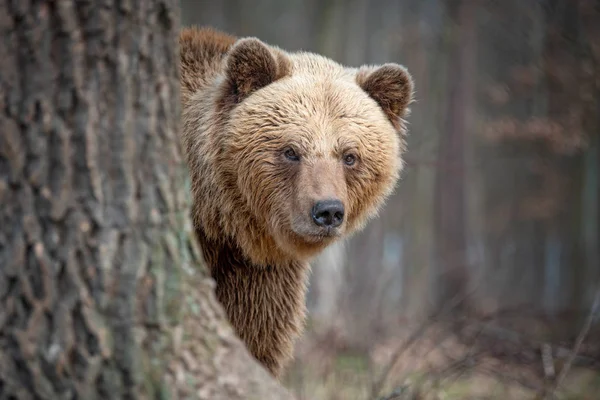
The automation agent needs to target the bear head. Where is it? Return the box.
[184,36,414,266]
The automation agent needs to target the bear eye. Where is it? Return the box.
[343,153,357,166]
[284,147,300,161]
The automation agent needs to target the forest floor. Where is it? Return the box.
[284,317,600,400]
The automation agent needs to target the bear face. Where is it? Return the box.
[180,27,414,377]
[183,35,413,267]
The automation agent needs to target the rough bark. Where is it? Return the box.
[0,1,293,399]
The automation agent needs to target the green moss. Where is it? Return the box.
[157,382,172,400]
[186,295,200,316]
[139,328,175,400]
[185,372,196,389]
[201,328,221,352]
[164,269,184,324]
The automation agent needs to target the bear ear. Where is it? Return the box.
[356,63,414,131]
[223,38,291,103]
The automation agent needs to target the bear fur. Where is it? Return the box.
[179,26,414,377]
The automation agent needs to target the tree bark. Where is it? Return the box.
[0,1,293,399]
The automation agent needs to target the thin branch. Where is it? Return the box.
[369,284,478,400]
[548,285,600,398]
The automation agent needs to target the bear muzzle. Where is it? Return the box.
[311,199,345,229]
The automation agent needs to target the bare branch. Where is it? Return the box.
[369,284,479,399]
[548,286,600,398]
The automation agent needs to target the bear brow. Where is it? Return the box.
[256,135,278,144]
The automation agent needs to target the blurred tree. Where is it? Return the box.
[434,0,477,309]
[476,0,600,325]
[0,1,292,398]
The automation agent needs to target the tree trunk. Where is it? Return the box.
[0,1,293,399]
[433,0,476,309]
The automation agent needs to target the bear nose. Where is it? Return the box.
[311,200,345,228]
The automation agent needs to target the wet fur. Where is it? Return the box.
[179,26,414,377]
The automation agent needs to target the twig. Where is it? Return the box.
[541,343,555,380]
[369,317,435,400]
[369,285,478,399]
[479,365,545,393]
[459,319,600,369]
[376,385,411,400]
[548,286,600,398]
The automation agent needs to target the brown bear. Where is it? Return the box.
[179,26,414,378]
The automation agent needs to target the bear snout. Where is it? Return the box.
[311,199,345,229]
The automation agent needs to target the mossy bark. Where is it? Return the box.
[0,0,293,398]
